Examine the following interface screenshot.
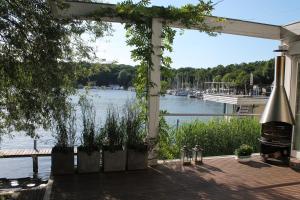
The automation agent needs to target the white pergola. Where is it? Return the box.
[49,1,300,165]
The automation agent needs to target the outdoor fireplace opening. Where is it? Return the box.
[260,122,292,163]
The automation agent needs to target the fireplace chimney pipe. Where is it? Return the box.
[260,54,295,125]
[275,56,285,87]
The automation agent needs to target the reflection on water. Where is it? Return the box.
[0,89,223,179]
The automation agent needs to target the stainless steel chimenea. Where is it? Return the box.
[259,50,295,164]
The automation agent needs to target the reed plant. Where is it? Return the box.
[52,104,76,152]
[121,100,146,151]
[100,106,125,152]
[158,117,260,159]
[78,95,99,154]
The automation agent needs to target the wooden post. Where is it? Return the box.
[147,18,162,166]
[32,155,38,174]
[223,103,227,114]
[34,138,37,150]
[33,138,38,174]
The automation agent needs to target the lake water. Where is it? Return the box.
[0,89,223,179]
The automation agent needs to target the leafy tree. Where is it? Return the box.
[77,63,135,87]
[210,65,226,77]
[118,69,132,89]
[0,0,110,139]
[262,59,275,84]
[236,71,250,94]
[222,72,236,85]
[213,75,222,82]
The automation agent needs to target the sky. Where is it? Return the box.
[89,0,300,69]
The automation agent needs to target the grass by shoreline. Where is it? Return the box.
[159,117,261,159]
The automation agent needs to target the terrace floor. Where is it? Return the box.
[49,156,300,200]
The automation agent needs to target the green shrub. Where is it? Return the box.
[158,117,260,159]
[235,144,253,156]
[158,113,180,159]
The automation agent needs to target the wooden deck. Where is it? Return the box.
[0,149,52,158]
[0,148,78,158]
[49,155,300,200]
[0,148,77,173]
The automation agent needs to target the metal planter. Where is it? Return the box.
[51,147,74,175]
[127,149,148,170]
[103,150,126,172]
[77,150,100,173]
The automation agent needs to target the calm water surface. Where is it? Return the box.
[0,89,223,179]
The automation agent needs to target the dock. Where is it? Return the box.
[0,148,78,158]
[0,148,77,174]
[0,149,52,158]
[203,94,268,105]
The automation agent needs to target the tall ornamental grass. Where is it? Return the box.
[158,117,261,159]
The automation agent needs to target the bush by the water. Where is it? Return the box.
[158,117,260,159]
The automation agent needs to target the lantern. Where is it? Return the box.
[192,145,203,165]
[181,146,192,166]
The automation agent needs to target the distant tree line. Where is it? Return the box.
[77,59,275,92]
[168,59,275,93]
[77,63,136,89]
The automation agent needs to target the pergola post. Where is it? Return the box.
[286,51,300,159]
[284,40,300,159]
[147,18,162,166]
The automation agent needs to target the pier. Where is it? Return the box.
[0,148,77,174]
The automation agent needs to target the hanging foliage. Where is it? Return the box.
[0,0,111,138]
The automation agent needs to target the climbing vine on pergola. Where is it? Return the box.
[88,0,220,122]
[49,0,222,163]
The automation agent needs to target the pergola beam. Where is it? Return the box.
[284,22,300,36]
[170,16,281,40]
[49,1,291,40]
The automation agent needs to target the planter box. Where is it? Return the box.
[237,155,251,163]
[77,150,100,173]
[103,150,126,172]
[127,149,148,170]
[51,147,74,175]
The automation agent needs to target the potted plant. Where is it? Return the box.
[122,101,148,170]
[101,106,126,172]
[77,96,100,173]
[51,106,76,175]
[235,144,253,163]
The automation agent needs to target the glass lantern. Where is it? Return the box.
[192,145,203,165]
[181,146,192,166]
